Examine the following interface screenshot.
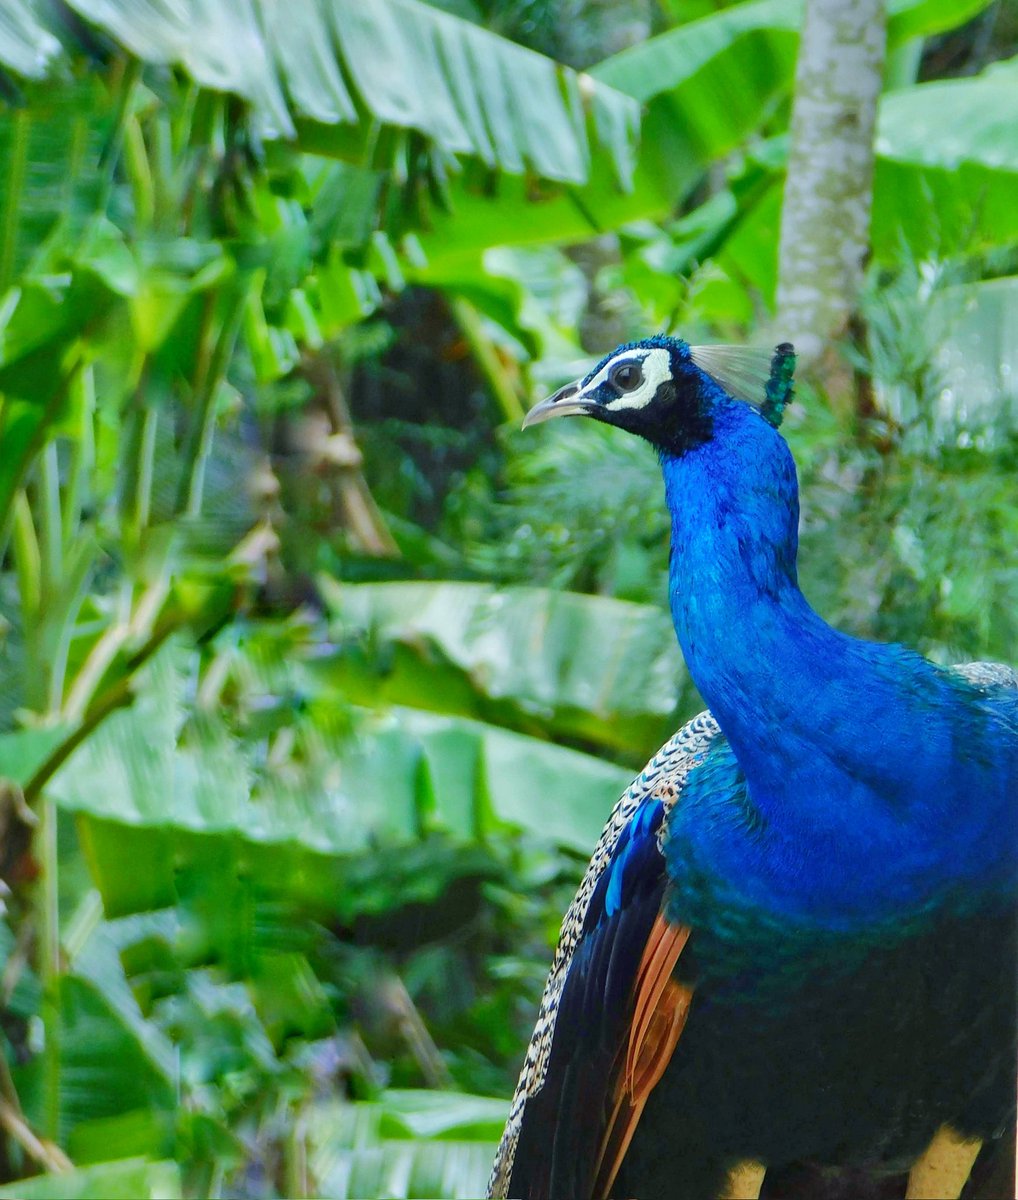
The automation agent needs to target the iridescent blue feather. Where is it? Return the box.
[493,336,1017,1200]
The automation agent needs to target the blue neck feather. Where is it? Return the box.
[660,393,1017,928]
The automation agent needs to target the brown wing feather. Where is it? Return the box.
[489,712,722,1200]
[592,914,694,1200]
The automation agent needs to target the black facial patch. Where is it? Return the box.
[639,378,715,457]
[586,366,715,458]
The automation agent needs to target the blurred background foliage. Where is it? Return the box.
[0,0,1015,1196]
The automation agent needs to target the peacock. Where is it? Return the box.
[488,336,1018,1200]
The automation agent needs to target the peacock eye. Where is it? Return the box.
[610,361,643,392]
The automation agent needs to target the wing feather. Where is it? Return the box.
[489,712,721,1200]
[592,916,694,1200]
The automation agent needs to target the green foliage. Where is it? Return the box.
[0,1,1014,1197]
[451,419,669,601]
[2,0,640,183]
[307,1091,504,1199]
[0,1158,181,1199]
[321,579,694,758]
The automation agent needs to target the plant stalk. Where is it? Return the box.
[38,794,61,1143]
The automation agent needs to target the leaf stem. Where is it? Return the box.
[11,491,44,710]
[0,109,29,295]
[0,1093,71,1174]
[98,57,141,207]
[38,443,62,614]
[0,355,84,536]
[24,623,175,808]
[176,284,249,517]
[120,356,155,541]
[46,536,98,716]
[39,794,61,1143]
[60,366,95,551]
[124,114,155,230]
[449,295,525,425]
[11,491,40,630]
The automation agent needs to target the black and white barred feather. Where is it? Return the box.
[487,661,1015,1200]
[487,709,721,1198]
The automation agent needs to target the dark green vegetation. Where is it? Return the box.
[0,2,1015,1197]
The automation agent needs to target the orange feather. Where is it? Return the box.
[592,914,694,1199]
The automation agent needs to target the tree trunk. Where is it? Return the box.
[776,0,887,368]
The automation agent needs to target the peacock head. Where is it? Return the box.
[523,335,795,457]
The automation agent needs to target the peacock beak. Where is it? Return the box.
[522,382,597,428]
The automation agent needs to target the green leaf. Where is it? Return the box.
[0,726,69,785]
[67,1109,173,1167]
[41,0,641,187]
[374,1088,510,1141]
[872,57,1018,262]
[404,0,999,261]
[0,1,63,79]
[876,274,1018,443]
[585,0,995,218]
[0,246,129,523]
[592,0,796,208]
[592,0,992,104]
[884,0,996,45]
[320,580,689,758]
[44,640,633,924]
[591,0,800,108]
[0,263,119,375]
[694,58,1018,308]
[0,1158,181,1200]
[0,913,42,1018]
[0,75,112,288]
[248,951,336,1047]
[71,920,178,1082]
[66,0,295,139]
[47,643,633,849]
[306,1093,503,1200]
[256,0,358,127]
[14,975,175,1145]
[64,701,632,888]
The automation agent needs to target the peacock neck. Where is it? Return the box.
[660,405,866,803]
[657,403,1015,923]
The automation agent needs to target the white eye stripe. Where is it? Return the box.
[582,347,673,412]
[582,350,647,392]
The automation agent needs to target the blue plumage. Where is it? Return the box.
[662,395,1017,926]
[491,337,1018,1200]
[600,797,664,920]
